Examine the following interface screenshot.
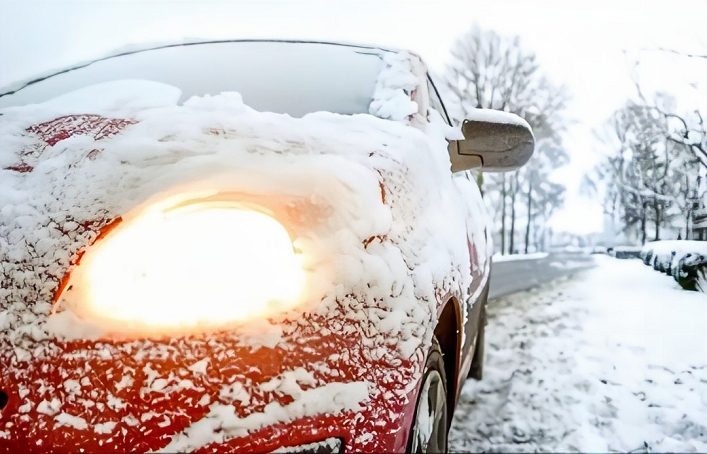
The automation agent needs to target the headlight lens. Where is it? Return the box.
[59,200,305,336]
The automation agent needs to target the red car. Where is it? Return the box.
[0,40,533,453]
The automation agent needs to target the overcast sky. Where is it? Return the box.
[1,0,706,235]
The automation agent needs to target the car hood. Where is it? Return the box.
[0,87,473,451]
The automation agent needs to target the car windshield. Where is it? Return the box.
[0,41,387,117]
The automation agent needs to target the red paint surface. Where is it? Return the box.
[26,115,137,147]
[0,114,442,453]
[3,114,137,173]
[1,312,420,453]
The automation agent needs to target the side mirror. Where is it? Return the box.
[448,110,535,173]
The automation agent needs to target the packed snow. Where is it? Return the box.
[451,255,707,452]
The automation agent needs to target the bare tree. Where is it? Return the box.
[631,49,707,239]
[444,25,569,254]
[594,98,701,243]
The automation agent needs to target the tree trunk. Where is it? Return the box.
[500,174,507,255]
[685,210,691,240]
[640,200,647,245]
[524,181,533,254]
[685,173,692,240]
[654,199,661,241]
[509,173,518,254]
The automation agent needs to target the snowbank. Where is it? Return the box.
[492,252,548,263]
[451,256,707,452]
[640,240,707,292]
[642,240,707,256]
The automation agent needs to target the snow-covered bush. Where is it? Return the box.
[698,267,707,293]
[641,241,707,292]
[674,253,707,292]
[640,248,654,265]
[656,251,676,274]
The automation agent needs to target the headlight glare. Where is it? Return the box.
[59,201,305,336]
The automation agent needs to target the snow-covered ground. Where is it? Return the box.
[492,252,549,263]
[450,255,707,452]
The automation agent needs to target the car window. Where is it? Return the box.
[427,76,452,126]
[0,41,386,118]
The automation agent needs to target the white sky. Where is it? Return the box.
[1,0,706,235]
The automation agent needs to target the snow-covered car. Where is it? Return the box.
[0,40,534,453]
[641,240,707,291]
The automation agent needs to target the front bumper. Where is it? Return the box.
[0,310,421,453]
[272,437,343,453]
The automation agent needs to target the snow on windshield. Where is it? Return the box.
[369,51,419,122]
[0,41,386,118]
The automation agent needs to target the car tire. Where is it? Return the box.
[407,337,448,454]
[467,305,486,380]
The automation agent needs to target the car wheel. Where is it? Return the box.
[468,306,486,380]
[407,337,448,454]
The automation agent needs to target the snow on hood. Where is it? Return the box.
[0,78,472,359]
[0,50,486,452]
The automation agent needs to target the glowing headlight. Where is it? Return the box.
[61,201,305,335]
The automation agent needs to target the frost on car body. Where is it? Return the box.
[0,41,529,452]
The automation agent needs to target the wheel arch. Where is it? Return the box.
[433,296,462,420]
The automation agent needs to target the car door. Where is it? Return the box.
[426,76,490,376]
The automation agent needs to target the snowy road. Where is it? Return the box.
[489,251,596,299]
[450,256,707,452]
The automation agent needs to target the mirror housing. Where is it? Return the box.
[448,110,535,173]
